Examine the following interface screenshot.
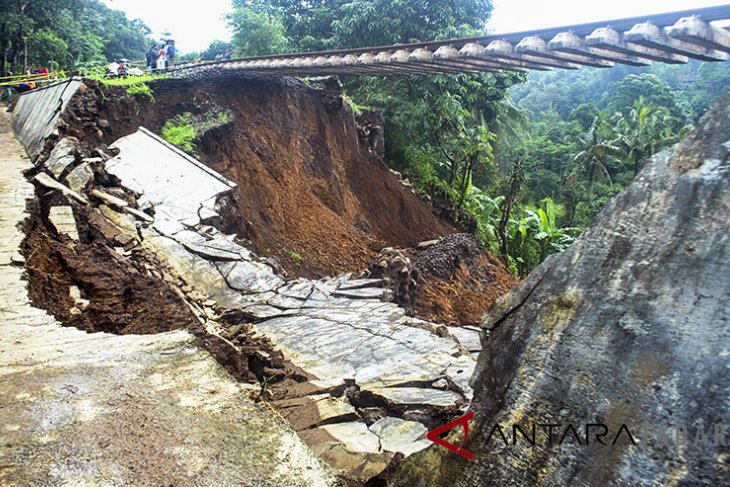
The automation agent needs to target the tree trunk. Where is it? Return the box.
[499,160,525,256]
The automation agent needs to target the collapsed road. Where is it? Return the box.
[2,74,518,485]
[2,62,729,487]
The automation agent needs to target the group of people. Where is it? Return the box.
[146,40,176,73]
[214,50,233,61]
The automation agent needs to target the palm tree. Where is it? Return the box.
[569,113,623,193]
[613,96,677,176]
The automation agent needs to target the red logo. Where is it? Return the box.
[427,411,475,461]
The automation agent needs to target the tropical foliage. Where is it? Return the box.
[217,1,730,275]
[0,0,151,73]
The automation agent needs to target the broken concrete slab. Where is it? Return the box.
[48,206,79,241]
[65,162,94,193]
[322,422,382,453]
[242,304,296,319]
[45,137,78,178]
[338,278,383,290]
[277,394,359,430]
[10,78,83,158]
[447,326,482,352]
[107,127,235,229]
[255,311,475,395]
[217,260,285,294]
[175,230,245,261]
[142,231,254,310]
[278,280,315,299]
[369,417,430,456]
[367,387,463,410]
[299,426,393,484]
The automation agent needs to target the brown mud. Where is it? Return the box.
[370,234,518,326]
[21,183,293,385]
[58,74,458,278]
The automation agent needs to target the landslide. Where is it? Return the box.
[370,234,518,326]
[21,186,290,384]
[61,73,458,278]
[22,189,197,335]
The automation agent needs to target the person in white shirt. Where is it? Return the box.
[156,47,167,71]
[107,60,119,78]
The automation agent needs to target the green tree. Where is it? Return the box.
[202,40,233,60]
[607,74,688,129]
[0,0,150,73]
[613,96,679,176]
[227,7,288,56]
[26,28,67,69]
[569,113,622,193]
[568,102,601,131]
[239,0,493,51]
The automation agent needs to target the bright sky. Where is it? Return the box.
[102,0,728,53]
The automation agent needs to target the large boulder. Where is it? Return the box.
[390,95,730,485]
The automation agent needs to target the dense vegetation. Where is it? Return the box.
[508,62,729,231]
[0,0,150,73]
[222,0,730,274]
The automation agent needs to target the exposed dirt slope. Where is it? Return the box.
[21,187,292,384]
[23,190,198,335]
[370,234,518,326]
[61,74,458,278]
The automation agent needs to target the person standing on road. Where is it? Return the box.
[165,40,176,69]
[156,45,167,71]
[146,44,159,74]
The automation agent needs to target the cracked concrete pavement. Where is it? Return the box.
[9,80,485,482]
[0,109,339,486]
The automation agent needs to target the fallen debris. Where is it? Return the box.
[370,234,518,326]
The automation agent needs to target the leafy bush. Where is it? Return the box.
[342,93,370,116]
[99,74,166,103]
[161,114,197,152]
[124,82,154,102]
[160,110,233,154]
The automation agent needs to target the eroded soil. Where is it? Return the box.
[23,189,197,334]
[371,234,518,326]
[59,74,458,279]
[21,184,294,385]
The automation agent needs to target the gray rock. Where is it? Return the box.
[369,417,430,456]
[390,92,730,486]
[65,163,93,193]
[48,206,79,241]
[447,326,482,352]
[366,387,462,410]
[45,137,78,178]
